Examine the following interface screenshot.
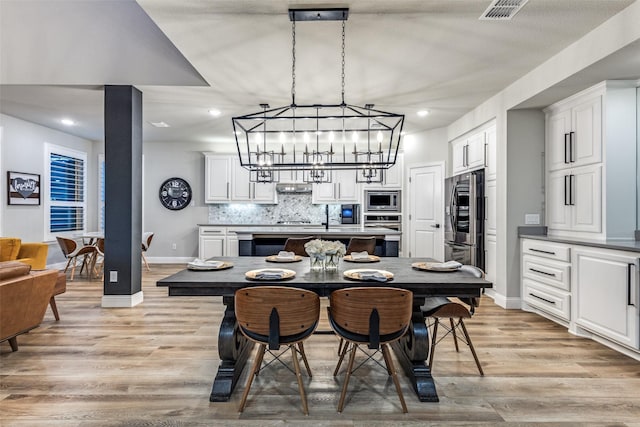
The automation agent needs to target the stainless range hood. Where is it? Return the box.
[276,183,312,194]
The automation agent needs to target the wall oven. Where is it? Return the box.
[365,190,401,213]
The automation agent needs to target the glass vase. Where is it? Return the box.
[309,254,324,271]
[324,253,340,271]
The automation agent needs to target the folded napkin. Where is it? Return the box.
[357,270,388,282]
[276,251,296,260]
[350,251,370,260]
[431,260,462,270]
[255,269,285,279]
[189,258,223,268]
[459,265,483,277]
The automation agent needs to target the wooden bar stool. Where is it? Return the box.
[345,236,376,255]
[283,236,314,257]
[327,287,412,413]
[235,286,320,415]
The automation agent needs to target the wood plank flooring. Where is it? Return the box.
[2,264,640,426]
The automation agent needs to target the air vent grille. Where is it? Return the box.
[480,0,529,20]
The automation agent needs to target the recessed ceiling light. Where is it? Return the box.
[61,118,75,126]
[208,109,221,117]
[417,110,430,117]
[150,121,170,128]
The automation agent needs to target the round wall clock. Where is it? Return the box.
[159,177,192,210]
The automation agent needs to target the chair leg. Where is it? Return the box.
[450,317,460,352]
[459,319,484,376]
[337,343,358,413]
[70,258,77,281]
[297,342,313,377]
[334,340,350,376]
[381,344,408,413]
[142,252,150,271]
[8,336,18,352]
[337,338,344,355]
[49,297,60,321]
[63,258,73,274]
[428,319,439,370]
[290,344,309,415]
[238,343,266,413]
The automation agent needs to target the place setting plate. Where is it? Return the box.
[343,254,380,263]
[265,255,303,263]
[245,268,296,281]
[412,261,461,272]
[187,259,234,271]
[343,268,394,282]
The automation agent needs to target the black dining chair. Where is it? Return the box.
[235,286,320,415]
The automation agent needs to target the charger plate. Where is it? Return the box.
[343,254,380,263]
[187,261,234,271]
[343,268,394,281]
[245,268,296,281]
[412,261,460,272]
[265,255,303,263]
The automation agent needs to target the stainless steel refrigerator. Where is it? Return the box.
[444,169,484,269]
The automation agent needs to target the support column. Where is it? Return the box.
[102,85,143,307]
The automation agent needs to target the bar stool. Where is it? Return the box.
[235,286,320,415]
[328,287,412,413]
[283,236,314,257]
[345,236,376,255]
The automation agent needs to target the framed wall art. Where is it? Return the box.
[7,171,41,205]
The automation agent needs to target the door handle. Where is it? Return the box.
[431,224,441,229]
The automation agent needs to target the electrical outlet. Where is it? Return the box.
[171,243,177,250]
[109,271,118,282]
[525,214,540,225]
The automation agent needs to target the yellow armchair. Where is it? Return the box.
[0,238,49,270]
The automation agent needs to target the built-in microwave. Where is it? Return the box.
[365,190,401,212]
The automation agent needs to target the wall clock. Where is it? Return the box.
[159,177,192,210]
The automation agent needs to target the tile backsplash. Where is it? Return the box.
[207,194,342,225]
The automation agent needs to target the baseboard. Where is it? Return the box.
[484,289,521,309]
[102,291,143,308]
[146,257,192,264]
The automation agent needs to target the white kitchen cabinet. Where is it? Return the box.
[363,152,404,189]
[312,169,360,204]
[204,153,275,204]
[452,131,485,175]
[485,234,496,286]
[546,164,601,233]
[226,232,239,257]
[573,247,639,349]
[484,125,497,181]
[198,226,226,259]
[546,94,602,172]
[485,179,496,236]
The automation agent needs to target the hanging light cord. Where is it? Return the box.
[341,18,346,106]
[291,19,296,106]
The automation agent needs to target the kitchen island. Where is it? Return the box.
[230,226,402,256]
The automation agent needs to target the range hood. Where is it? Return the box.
[276,183,313,194]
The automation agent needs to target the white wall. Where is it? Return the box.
[402,127,448,168]
[0,113,99,264]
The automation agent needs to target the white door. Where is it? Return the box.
[408,163,444,260]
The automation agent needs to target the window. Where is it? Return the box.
[45,144,87,239]
[98,154,105,232]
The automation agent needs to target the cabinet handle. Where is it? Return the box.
[564,175,570,206]
[226,182,230,199]
[529,267,556,277]
[465,144,469,167]
[484,143,488,168]
[569,131,575,163]
[337,183,341,199]
[529,248,556,255]
[564,133,570,164]
[628,263,636,307]
[569,174,575,206]
[529,293,556,305]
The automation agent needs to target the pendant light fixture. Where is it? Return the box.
[232,8,404,184]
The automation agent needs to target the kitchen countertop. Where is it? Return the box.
[520,234,640,253]
[230,226,401,240]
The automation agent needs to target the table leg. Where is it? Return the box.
[390,297,439,402]
[209,295,254,402]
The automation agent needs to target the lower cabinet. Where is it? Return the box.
[199,226,237,259]
[573,247,639,349]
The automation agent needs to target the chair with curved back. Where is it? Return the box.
[141,232,154,271]
[345,236,376,255]
[56,237,97,281]
[283,236,314,257]
[90,238,105,280]
[235,286,320,415]
[328,286,412,413]
[420,266,485,376]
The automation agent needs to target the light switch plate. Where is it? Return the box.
[525,214,540,225]
[109,271,118,282]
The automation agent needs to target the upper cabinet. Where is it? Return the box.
[544,81,637,239]
[452,131,485,175]
[312,169,361,204]
[484,125,497,181]
[363,152,404,189]
[204,153,276,204]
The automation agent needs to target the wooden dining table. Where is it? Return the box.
[156,256,492,403]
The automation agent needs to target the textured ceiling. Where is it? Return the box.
[0,0,637,143]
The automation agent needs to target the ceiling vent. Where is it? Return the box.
[480,0,529,20]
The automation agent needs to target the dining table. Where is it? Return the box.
[156,256,492,403]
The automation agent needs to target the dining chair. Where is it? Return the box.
[283,236,314,257]
[90,238,105,280]
[141,232,154,271]
[328,286,412,413]
[56,237,97,281]
[235,286,320,415]
[345,236,376,255]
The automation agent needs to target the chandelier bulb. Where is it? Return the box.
[377,131,383,143]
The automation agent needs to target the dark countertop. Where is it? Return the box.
[520,234,640,253]
[157,256,491,298]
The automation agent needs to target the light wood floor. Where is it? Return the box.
[2,264,640,426]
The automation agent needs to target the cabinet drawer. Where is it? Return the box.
[522,240,570,262]
[523,279,571,321]
[522,255,570,291]
[199,226,226,236]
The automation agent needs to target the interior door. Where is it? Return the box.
[408,164,444,260]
